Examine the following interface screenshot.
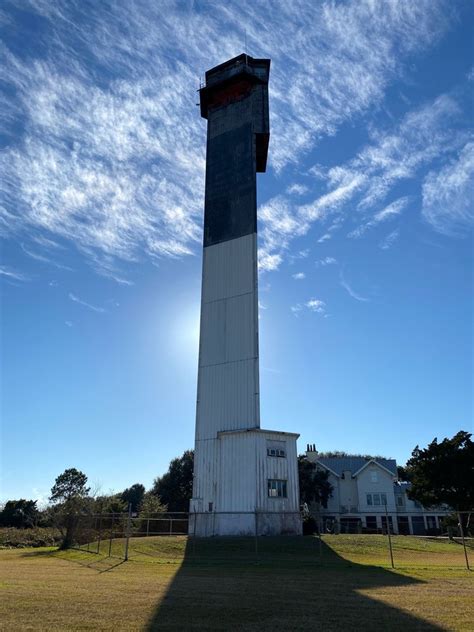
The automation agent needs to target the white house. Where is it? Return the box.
[305,446,450,535]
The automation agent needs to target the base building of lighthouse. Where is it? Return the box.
[189,55,301,537]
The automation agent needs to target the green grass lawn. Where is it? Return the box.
[1,535,472,631]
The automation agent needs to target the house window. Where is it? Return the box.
[381,493,387,506]
[426,516,436,530]
[373,494,381,506]
[268,479,287,498]
[366,494,373,506]
[370,470,378,483]
[396,495,404,507]
[366,516,377,531]
[267,448,286,458]
[381,516,393,533]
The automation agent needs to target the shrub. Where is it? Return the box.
[0,527,62,548]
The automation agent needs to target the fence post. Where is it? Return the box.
[192,508,197,557]
[124,504,132,562]
[254,510,259,562]
[97,514,102,555]
[170,516,173,536]
[108,514,113,557]
[458,512,470,571]
[146,517,150,537]
[384,502,394,569]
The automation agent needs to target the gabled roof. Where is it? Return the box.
[352,459,397,477]
[316,456,397,478]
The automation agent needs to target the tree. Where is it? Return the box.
[93,494,126,515]
[0,499,38,528]
[318,451,391,460]
[139,491,167,515]
[404,431,474,512]
[152,450,194,512]
[121,484,145,513]
[49,468,90,549]
[298,455,333,508]
[50,468,90,503]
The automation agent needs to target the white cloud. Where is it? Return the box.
[288,249,310,264]
[379,229,400,250]
[422,141,474,236]
[306,299,326,313]
[260,93,467,270]
[292,272,305,280]
[287,184,309,196]
[291,298,326,316]
[317,234,331,243]
[0,0,454,275]
[316,257,337,267]
[339,271,370,302]
[0,266,29,281]
[68,292,105,313]
[348,197,410,238]
[258,250,283,273]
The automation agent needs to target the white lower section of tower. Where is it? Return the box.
[196,233,260,439]
[190,233,301,536]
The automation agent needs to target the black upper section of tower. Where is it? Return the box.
[201,54,270,248]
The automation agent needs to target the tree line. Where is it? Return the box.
[1,431,472,547]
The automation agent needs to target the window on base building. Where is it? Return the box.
[396,495,404,507]
[381,493,387,506]
[267,448,286,458]
[366,494,373,506]
[373,494,381,506]
[268,479,287,498]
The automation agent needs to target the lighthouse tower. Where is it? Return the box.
[190,55,301,536]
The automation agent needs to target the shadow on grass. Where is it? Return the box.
[19,546,126,573]
[146,537,444,631]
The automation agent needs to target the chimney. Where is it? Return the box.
[306,442,318,462]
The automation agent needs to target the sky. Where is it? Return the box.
[1,0,473,505]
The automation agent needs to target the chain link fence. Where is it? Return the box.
[70,509,473,570]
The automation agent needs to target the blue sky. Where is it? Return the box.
[1,0,472,504]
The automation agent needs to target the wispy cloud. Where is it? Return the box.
[68,293,105,313]
[422,141,474,236]
[316,257,338,267]
[287,184,309,196]
[348,197,410,238]
[379,229,400,250]
[306,299,326,313]
[317,234,331,243]
[0,266,29,282]
[0,0,454,275]
[292,272,305,280]
[260,93,469,270]
[339,270,370,302]
[291,298,326,316]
